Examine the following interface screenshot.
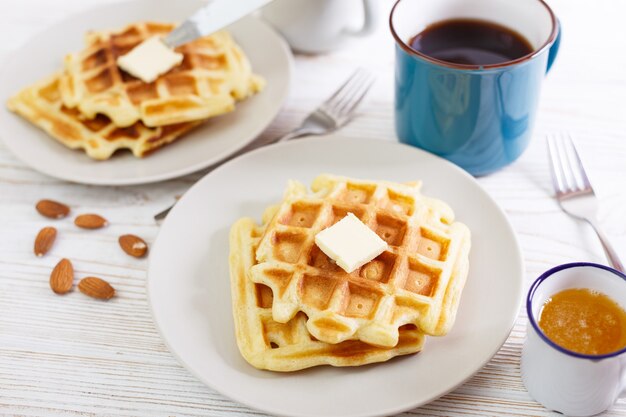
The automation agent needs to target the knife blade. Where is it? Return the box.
[164,0,274,48]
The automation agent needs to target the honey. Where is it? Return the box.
[538,288,626,355]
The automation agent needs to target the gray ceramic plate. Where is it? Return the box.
[0,0,292,185]
[148,136,524,417]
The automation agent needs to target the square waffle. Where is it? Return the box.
[229,216,425,371]
[61,22,264,127]
[7,73,200,160]
[249,174,471,348]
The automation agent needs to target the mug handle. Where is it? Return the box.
[546,20,561,74]
[344,0,379,37]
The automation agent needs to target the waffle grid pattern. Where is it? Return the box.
[7,73,199,159]
[61,22,264,127]
[251,175,471,348]
[229,217,425,371]
[7,21,264,159]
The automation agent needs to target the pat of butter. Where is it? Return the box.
[315,213,388,273]
[117,37,183,83]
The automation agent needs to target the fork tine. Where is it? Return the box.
[555,134,577,192]
[332,74,375,119]
[339,76,375,119]
[547,134,566,194]
[323,69,371,115]
[561,134,586,192]
[322,69,365,110]
[566,133,593,190]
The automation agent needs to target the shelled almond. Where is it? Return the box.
[34,227,57,257]
[50,258,73,294]
[74,214,108,229]
[31,202,151,302]
[78,277,115,300]
[118,234,148,258]
[36,199,70,219]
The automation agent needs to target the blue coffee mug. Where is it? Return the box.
[391,0,561,176]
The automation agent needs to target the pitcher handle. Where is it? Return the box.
[546,19,561,74]
[344,0,379,37]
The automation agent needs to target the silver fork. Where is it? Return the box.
[547,133,624,271]
[274,68,375,142]
[153,68,375,222]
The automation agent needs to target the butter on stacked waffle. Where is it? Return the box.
[61,22,264,127]
[7,73,200,159]
[6,21,264,159]
[229,215,425,372]
[249,174,471,348]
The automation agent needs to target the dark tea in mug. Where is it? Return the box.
[391,0,560,175]
[409,18,534,65]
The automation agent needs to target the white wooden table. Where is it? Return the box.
[1,0,625,415]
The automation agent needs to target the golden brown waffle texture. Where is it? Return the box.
[61,22,264,127]
[7,73,200,160]
[229,216,425,371]
[229,174,471,371]
[7,21,264,159]
[250,175,472,348]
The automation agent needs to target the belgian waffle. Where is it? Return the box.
[7,73,200,160]
[229,216,425,371]
[250,175,471,348]
[61,22,264,127]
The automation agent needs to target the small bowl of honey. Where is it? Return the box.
[522,262,626,416]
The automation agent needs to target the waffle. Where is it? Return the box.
[61,22,265,127]
[7,73,200,160]
[229,216,425,371]
[250,175,471,348]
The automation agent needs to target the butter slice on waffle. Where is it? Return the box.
[7,73,200,160]
[229,216,425,371]
[250,174,471,348]
[61,22,264,127]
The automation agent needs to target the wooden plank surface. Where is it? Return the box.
[0,0,625,415]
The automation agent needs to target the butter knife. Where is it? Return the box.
[163,0,274,48]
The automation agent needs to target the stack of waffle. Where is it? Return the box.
[229,174,471,371]
[7,22,264,160]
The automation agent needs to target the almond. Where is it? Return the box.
[78,277,115,300]
[50,258,73,294]
[118,234,148,258]
[74,214,108,229]
[36,199,70,219]
[34,227,57,257]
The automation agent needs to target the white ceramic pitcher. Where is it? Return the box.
[261,0,379,53]
[522,263,626,416]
